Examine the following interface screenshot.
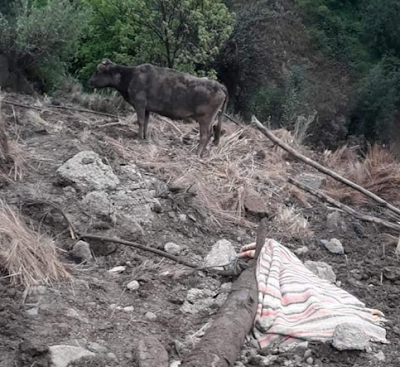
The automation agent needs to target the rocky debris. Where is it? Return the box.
[326,211,347,232]
[320,238,344,254]
[164,242,181,256]
[296,173,326,190]
[374,350,386,362]
[70,240,93,263]
[65,308,89,323]
[244,187,268,216]
[108,266,126,274]
[127,280,140,291]
[305,261,337,283]
[123,306,134,312]
[383,266,400,281]
[332,323,371,351]
[135,336,169,367]
[81,191,114,221]
[220,282,232,294]
[179,214,187,222]
[170,361,181,367]
[56,151,120,192]
[203,239,237,271]
[85,232,117,257]
[294,246,308,256]
[25,307,39,316]
[87,342,108,354]
[49,345,95,367]
[145,312,157,320]
[181,288,217,314]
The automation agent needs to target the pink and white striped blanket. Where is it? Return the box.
[238,239,387,349]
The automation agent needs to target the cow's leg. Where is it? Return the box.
[136,107,146,140]
[143,110,150,140]
[196,117,214,158]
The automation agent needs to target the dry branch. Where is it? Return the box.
[252,116,400,218]
[288,177,400,232]
[2,99,119,119]
[180,218,268,367]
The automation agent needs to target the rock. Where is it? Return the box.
[305,261,336,283]
[306,357,313,364]
[56,151,120,192]
[374,351,386,362]
[296,173,325,190]
[326,211,347,232]
[164,242,181,256]
[203,239,237,270]
[179,214,187,222]
[244,187,268,216]
[107,353,118,361]
[26,307,38,316]
[181,288,216,314]
[127,280,140,291]
[135,336,169,367]
[320,238,344,255]
[145,312,157,320]
[220,282,232,294]
[123,306,134,312]
[81,191,113,220]
[108,266,126,274]
[260,355,279,366]
[49,345,95,367]
[332,323,371,351]
[294,246,308,256]
[170,361,181,367]
[70,240,92,263]
[87,342,108,353]
[383,266,400,281]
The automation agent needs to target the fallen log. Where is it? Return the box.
[288,177,400,232]
[252,115,400,218]
[180,218,268,367]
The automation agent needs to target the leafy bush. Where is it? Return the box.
[0,0,89,91]
[75,0,235,82]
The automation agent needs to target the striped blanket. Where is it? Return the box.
[238,239,387,349]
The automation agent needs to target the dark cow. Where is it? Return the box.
[89,59,228,157]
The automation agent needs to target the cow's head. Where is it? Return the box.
[88,59,120,88]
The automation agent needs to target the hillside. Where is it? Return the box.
[1,91,400,366]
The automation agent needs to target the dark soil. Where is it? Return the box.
[0,93,399,367]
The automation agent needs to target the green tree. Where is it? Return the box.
[75,0,235,81]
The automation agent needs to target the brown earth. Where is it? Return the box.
[0,92,399,367]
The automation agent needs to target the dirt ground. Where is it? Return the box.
[0,92,399,367]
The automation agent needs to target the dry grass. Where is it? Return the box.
[0,200,71,287]
[105,116,300,227]
[274,204,311,236]
[323,144,400,205]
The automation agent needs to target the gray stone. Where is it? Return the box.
[332,323,371,351]
[374,351,386,362]
[305,261,337,283]
[326,211,347,232]
[65,308,89,323]
[296,173,325,190]
[170,361,181,367]
[320,238,344,254]
[203,239,237,270]
[70,240,92,263]
[164,242,181,256]
[244,187,268,216]
[123,306,134,312]
[181,288,216,314]
[294,246,309,256]
[49,345,95,367]
[108,266,126,273]
[26,307,38,316]
[306,357,313,364]
[179,214,187,222]
[145,312,157,320]
[135,336,169,367]
[56,151,120,192]
[220,282,232,294]
[81,191,113,220]
[87,341,108,353]
[127,280,140,291]
[107,353,118,361]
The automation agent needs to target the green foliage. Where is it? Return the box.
[349,56,400,141]
[0,0,89,91]
[75,0,235,82]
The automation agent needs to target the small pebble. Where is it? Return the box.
[107,353,118,361]
[123,306,134,312]
[178,214,187,222]
[26,308,38,316]
[108,266,126,273]
[145,312,157,320]
[164,242,181,256]
[126,280,140,291]
[306,357,313,364]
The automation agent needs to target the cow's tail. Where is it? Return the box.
[213,84,228,145]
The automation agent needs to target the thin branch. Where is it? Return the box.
[2,100,120,119]
[252,115,400,218]
[288,177,400,232]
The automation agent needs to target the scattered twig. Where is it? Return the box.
[224,113,243,127]
[288,177,400,232]
[252,115,400,218]
[2,99,119,119]
[23,199,78,239]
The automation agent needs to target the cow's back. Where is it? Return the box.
[129,64,225,120]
